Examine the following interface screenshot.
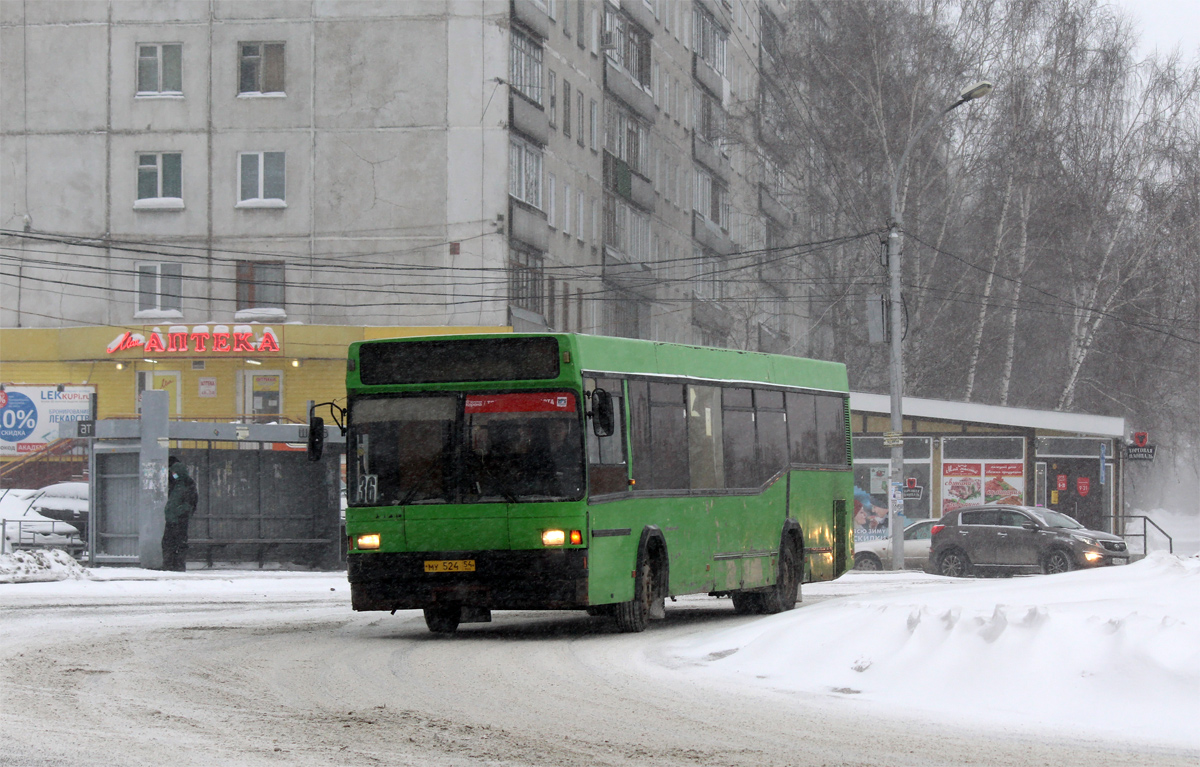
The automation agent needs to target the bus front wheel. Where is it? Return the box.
[614,548,663,632]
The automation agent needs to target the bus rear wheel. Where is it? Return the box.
[423,604,461,634]
[760,535,801,614]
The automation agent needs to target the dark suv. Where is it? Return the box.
[928,505,1128,577]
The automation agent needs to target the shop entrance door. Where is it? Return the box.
[137,370,181,415]
[1036,437,1116,532]
[243,371,282,423]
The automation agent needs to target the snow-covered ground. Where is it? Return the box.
[660,553,1199,750]
[2,548,1196,755]
[1134,507,1200,557]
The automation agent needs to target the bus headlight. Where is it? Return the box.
[542,529,566,546]
[356,533,381,550]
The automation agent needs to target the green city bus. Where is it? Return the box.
[327,333,853,634]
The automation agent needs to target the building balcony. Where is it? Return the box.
[693,135,732,181]
[509,199,549,251]
[510,92,549,144]
[602,246,657,298]
[604,152,656,212]
[604,58,656,121]
[692,211,736,256]
[692,52,725,99]
[511,0,550,39]
[619,0,657,35]
[758,184,791,226]
[692,294,733,333]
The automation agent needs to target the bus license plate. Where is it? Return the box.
[424,559,475,573]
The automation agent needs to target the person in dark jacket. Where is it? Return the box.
[161,456,198,571]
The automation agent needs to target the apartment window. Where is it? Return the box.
[509,246,544,316]
[563,80,572,137]
[695,169,729,230]
[576,90,585,146]
[693,6,727,75]
[509,29,544,105]
[136,152,182,207]
[137,44,182,95]
[604,102,649,175]
[509,137,543,208]
[239,42,285,94]
[548,70,557,126]
[696,89,726,146]
[589,99,599,150]
[137,263,182,313]
[236,261,285,309]
[238,151,286,206]
[547,173,556,227]
[604,8,651,87]
[577,191,585,242]
[604,193,650,261]
[564,183,572,234]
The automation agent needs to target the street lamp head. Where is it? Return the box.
[958,81,994,102]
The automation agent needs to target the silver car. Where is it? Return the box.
[853,519,936,570]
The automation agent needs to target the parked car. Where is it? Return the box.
[25,482,89,541]
[0,488,84,553]
[928,505,1128,577]
[854,519,937,570]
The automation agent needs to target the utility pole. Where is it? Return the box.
[886,81,993,571]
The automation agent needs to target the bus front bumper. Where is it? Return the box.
[347,549,590,611]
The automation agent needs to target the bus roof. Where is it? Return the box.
[349,333,849,394]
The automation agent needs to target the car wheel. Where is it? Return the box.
[937,549,972,578]
[1044,549,1074,574]
[423,604,460,634]
[854,552,883,571]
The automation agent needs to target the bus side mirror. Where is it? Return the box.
[592,389,615,438]
[307,415,325,462]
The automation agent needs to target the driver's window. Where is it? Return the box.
[585,376,627,495]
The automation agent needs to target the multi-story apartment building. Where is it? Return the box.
[0,0,805,421]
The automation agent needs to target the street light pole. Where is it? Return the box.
[886,81,992,571]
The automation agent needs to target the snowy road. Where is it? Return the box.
[0,570,1192,767]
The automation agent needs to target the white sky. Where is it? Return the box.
[1114,0,1200,60]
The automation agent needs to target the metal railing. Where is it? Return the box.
[1113,514,1173,555]
[1,518,86,555]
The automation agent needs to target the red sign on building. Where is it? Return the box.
[1056,474,1068,492]
[1076,477,1090,497]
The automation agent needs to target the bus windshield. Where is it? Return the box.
[349,392,584,506]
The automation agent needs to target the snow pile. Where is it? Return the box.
[665,553,1200,749]
[0,549,90,584]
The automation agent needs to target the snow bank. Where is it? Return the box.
[1134,508,1200,557]
[0,549,90,584]
[664,553,1200,749]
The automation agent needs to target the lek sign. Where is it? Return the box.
[107,325,281,355]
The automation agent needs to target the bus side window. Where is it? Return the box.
[786,391,820,465]
[649,383,689,490]
[687,385,724,490]
[755,389,788,483]
[722,387,757,488]
[815,395,847,466]
[586,377,628,495]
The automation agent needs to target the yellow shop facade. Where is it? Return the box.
[0,324,510,425]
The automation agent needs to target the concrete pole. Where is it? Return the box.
[887,221,906,571]
[138,390,169,569]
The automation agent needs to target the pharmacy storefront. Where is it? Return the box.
[0,324,509,427]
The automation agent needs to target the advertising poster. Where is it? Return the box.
[0,386,95,456]
[984,462,1025,504]
[942,462,982,514]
